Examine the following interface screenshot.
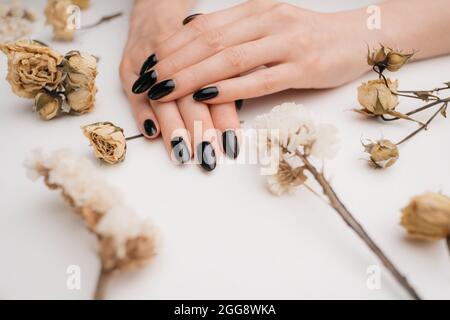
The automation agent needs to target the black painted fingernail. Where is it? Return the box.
[148,79,175,100]
[143,119,157,136]
[197,141,216,172]
[193,86,219,101]
[235,99,243,111]
[171,137,190,164]
[222,130,239,159]
[182,13,202,25]
[132,70,157,94]
[139,53,158,76]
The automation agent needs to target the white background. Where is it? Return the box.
[0,0,449,300]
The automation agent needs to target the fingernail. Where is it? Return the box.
[171,137,190,164]
[148,79,175,100]
[222,130,239,159]
[197,141,216,172]
[182,13,202,25]
[193,86,219,102]
[143,119,157,136]
[132,70,157,94]
[139,53,158,75]
[235,99,243,111]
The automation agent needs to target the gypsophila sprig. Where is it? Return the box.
[356,44,450,169]
[0,40,98,120]
[254,102,421,299]
[0,2,35,42]
[24,149,157,299]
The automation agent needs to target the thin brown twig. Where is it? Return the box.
[125,134,144,141]
[81,12,123,30]
[381,98,450,121]
[297,152,421,300]
[396,102,447,146]
[94,270,111,300]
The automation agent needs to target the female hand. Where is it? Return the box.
[121,0,241,172]
[131,0,374,105]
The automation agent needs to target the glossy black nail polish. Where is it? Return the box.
[148,79,175,100]
[171,137,190,164]
[197,141,216,172]
[222,130,239,159]
[139,53,158,76]
[132,70,157,94]
[182,13,202,25]
[193,86,219,102]
[143,119,157,136]
[235,99,243,111]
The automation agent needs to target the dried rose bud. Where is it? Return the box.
[34,92,61,120]
[386,50,414,72]
[363,139,399,169]
[356,79,398,116]
[64,51,98,88]
[82,122,126,165]
[367,45,387,67]
[0,40,63,98]
[67,82,97,114]
[44,0,75,41]
[401,192,450,240]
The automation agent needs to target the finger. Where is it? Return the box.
[209,103,241,159]
[148,36,288,102]
[193,64,296,104]
[150,15,268,87]
[122,70,160,139]
[177,96,220,172]
[151,100,191,165]
[154,0,276,59]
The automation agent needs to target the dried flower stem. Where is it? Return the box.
[396,102,447,146]
[125,133,144,141]
[81,12,123,30]
[298,152,421,300]
[94,270,112,300]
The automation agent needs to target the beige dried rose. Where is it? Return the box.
[44,0,75,41]
[401,192,450,240]
[363,139,399,169]
[64,51,98,88]
[34,92,61,120]
[82,122,126,165]
[67,82,97,114]
[367,45,414,72]
[356,79,399,116]
[71,0,90,10]
[0,40,64,99]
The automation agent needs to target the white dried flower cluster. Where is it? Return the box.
[253,103,338,196]
[24,149,156,266]
[253,102,338,159]
[0,2,35,43]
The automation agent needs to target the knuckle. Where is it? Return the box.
[260,70,276,94]
[202,29,225,51]
[223,47,248,70]
[178,69,198,90]
[273,3,295,19]
[159,57,181,77]
[189,14,210,34]
[249,0,275,10]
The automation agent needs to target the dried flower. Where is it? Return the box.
[367,45,414,72]
[356,79,399,116]
[67,82,97,114]
[0,40,64,99]
[0,2,35,42]
[44,0,76,41]
[72,0,90,10]
[401,192,450,240]
[34,92,62,121]
[363,139,399,169]
[253,102,338,158]
[82,122,127,165]
[24,149,157,298]
[266,158,307,196]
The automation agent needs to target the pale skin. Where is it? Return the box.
[120,0,450,171]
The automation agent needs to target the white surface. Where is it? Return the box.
[0,0,449,300]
